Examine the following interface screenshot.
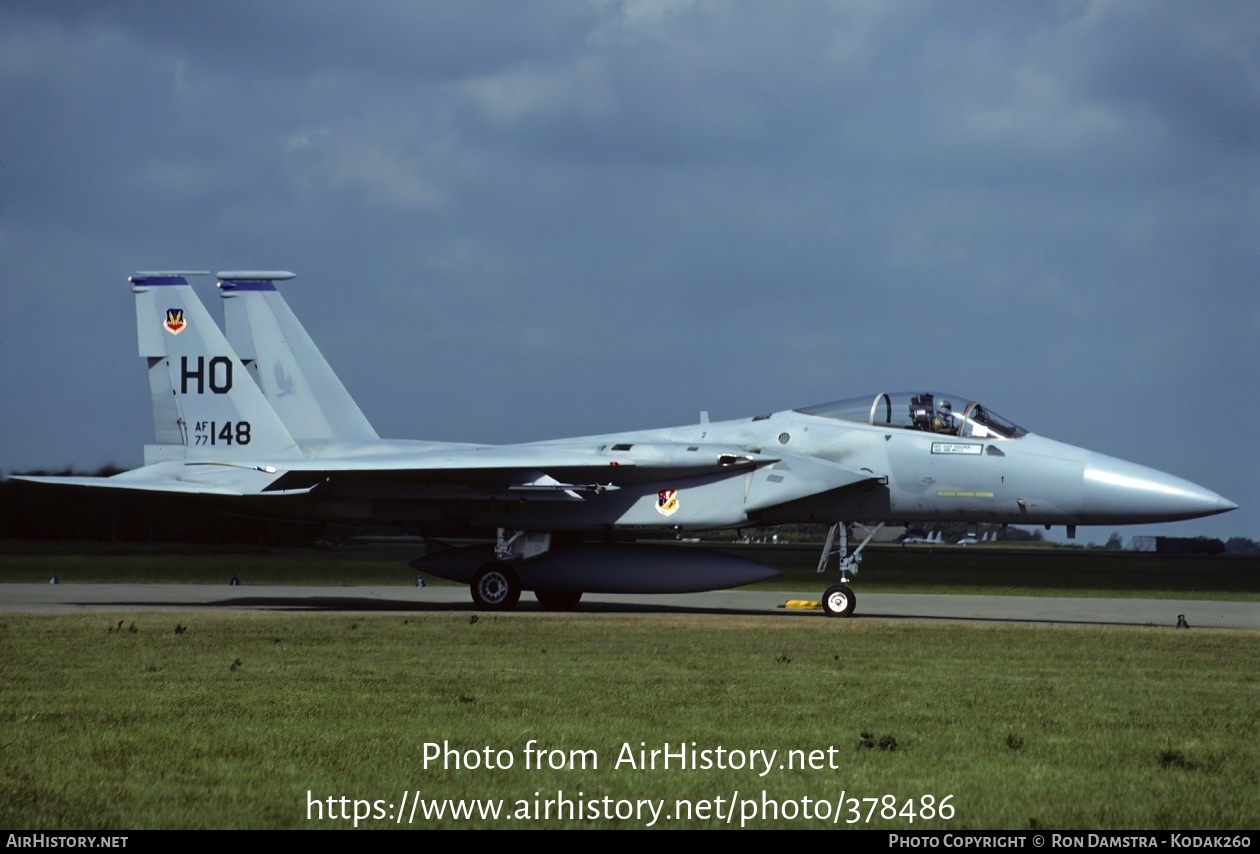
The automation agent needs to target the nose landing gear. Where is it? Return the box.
[822,583,855,618]
[817,522,882,618]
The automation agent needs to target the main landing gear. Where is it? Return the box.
[470,562,521,610]
[467,529,583,612]
[817,522,882,618]
[469,529,536,610]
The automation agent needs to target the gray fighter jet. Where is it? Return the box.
[19,272,1237,617]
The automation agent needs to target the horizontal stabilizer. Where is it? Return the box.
[14,461,289,496]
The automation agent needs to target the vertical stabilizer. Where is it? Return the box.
[218,272,379,441]
[130,272,304,462]
[134,271,208,463]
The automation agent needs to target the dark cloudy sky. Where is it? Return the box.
[2,1,1255,543]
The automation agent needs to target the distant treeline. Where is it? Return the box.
[1152,536,1227,555]
[0,470,326,545]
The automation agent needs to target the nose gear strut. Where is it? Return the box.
[816,522,883,618]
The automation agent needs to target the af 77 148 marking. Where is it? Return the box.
[192,421,251,446]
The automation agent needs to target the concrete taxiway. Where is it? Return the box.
[0,584,1255,629]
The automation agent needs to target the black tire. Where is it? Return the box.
[470,563,521,610]
[822,584,856,618]
[534,589,582,611]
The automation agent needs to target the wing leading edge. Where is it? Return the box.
[18,270,880,526]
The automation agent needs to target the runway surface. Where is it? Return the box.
[1,584,1256,629]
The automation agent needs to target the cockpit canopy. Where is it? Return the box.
[796,392,1028,440]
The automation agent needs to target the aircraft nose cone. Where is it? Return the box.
[1082,454,1237,523]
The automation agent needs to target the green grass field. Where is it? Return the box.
[2,541,1257,829]
[2,610,1257,829]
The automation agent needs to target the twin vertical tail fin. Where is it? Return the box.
[130,271,304,464]
[218,272,378,441]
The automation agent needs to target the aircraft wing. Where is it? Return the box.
[17,444,881,515]
[92,271,878,510]
[13,462,307,496]
[263,441,784,495]
[15,442,789,499]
